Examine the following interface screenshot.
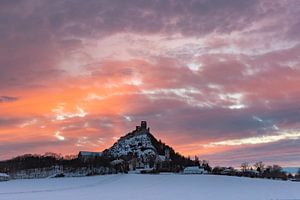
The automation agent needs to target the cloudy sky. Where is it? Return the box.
[1,0,300,167]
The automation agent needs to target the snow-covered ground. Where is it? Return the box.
[0,174,299,200]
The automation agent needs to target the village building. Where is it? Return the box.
[242,169,260,177]
[220,167,237,175]
[110,159,126,173]
[78,151,102,162]
[0,173,10,181]
[154,148,171,171]
[183,166,206,174]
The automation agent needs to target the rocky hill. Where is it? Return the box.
[0,121,198,176]
[103,121,195,171]
[104,121,167,158]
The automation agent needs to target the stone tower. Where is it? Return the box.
[141,121,147,130]
[134,121,150,132]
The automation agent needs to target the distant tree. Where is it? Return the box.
[254,161,265,174]
[201,160,212,172]
[272,165,283,174]
[194,156,200,166]
[44,152,62,160]
[263,165,287,180]
[241,162,249,172]
[200,160,208,165]
[212,166,224,174]
[226,167,237,176]
[64,155,77,160]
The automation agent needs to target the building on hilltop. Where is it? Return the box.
[141,121,147,129]
[134,121,150,133]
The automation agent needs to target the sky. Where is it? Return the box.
[1,0,300,167]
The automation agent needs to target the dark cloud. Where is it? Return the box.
[0,139,74,161]
[0,0,267,90]
[0,118,22,127]
[34,0,261,37]
[0,96,18,103]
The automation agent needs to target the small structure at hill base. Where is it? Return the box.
[78,151,102,162]
[0,173,10,181]
[183,166,206,174]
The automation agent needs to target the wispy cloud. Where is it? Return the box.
[0,96,18,103]
[204,130,300,147]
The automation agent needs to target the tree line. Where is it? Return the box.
[0,151,200,174]
[0,152,113,174]
[1,153,298,181]
[212,161,300,181]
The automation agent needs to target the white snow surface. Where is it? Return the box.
[108,133,156,157]
[0,174,299,200]
[0,173,9,177]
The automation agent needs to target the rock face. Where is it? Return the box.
[105,121,165,160]
[108,133,157,158]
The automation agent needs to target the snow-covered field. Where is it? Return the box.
[0,174,299,200]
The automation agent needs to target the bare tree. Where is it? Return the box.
[254,161,265,173]
[241,162,249,172]
[263,165,287,180]
[194,155,199,166]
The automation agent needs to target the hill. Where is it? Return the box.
[103,121,196,171]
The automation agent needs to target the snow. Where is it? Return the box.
[110,159,124,165]
[0,173,9,177]
[158,155,166,161]
[108,133,156,158]
[0,174,299,200]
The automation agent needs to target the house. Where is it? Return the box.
[220,167,236,175]
[136,158,146,169]
[0,173,10,181]
[154,148,172,171]
[78,151,102,162]
[111,159,126,173]
[110,159,124,166]
[243,170,260,177]
[183,166,206,174]
[154,155,166,169]
[291,178,300,182]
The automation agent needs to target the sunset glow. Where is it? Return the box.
[1,0,300,167]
